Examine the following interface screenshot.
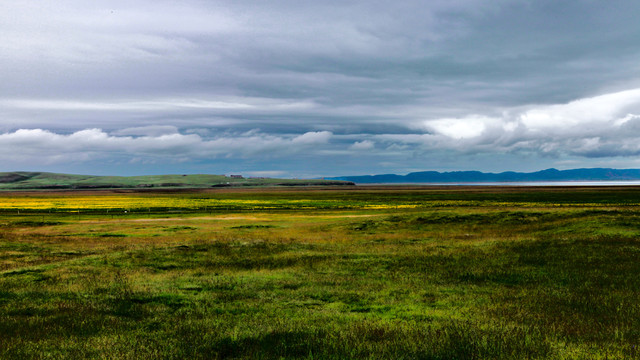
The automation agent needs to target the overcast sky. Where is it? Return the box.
[2,1,640,177]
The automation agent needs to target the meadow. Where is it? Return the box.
[1,186,640,359]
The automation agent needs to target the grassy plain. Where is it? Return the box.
[1,186,640,359]
[0,171,352,190]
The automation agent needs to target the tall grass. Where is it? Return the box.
[1,187,640,358]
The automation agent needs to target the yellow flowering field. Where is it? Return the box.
[0,186,638,213]
[0,192,630,212]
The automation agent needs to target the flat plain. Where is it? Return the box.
[1,186,640,359]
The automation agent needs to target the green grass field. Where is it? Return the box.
[1,186,640,359]
[0,171,352,190]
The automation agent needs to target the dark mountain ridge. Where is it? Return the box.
[329,168,640,184]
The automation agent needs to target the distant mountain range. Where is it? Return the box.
[328,168,640,184]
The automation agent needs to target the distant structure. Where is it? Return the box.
[229,175,243,179]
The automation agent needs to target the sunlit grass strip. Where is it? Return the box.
[0,197,334,211]
[0,195,637,211]
[362,204,421,209]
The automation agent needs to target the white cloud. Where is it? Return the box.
[350,140,375,150]
[519,88,640,131]
[0,128,333,165]
[291,131,332,145]
[374,88,640,158]
[424,116,493,139]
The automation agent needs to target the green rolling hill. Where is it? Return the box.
[0,172,354,190]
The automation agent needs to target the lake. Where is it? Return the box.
[358,181,640,186]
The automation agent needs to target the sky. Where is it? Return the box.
[2,1,640,178]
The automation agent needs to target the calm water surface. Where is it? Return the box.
[360,181,640,186]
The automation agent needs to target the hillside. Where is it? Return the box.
[329,168,640,184]
[0,172,354,190]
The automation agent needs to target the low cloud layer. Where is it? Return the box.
[0,129,332,165]
[3,87,640,176]
[408,88,640,158]
[2,1,640,176]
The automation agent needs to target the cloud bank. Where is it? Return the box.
[0,129,332,164]
[4,87,640,168]
[409,88,640,157]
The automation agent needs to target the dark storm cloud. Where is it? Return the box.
[2,0,640,176]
